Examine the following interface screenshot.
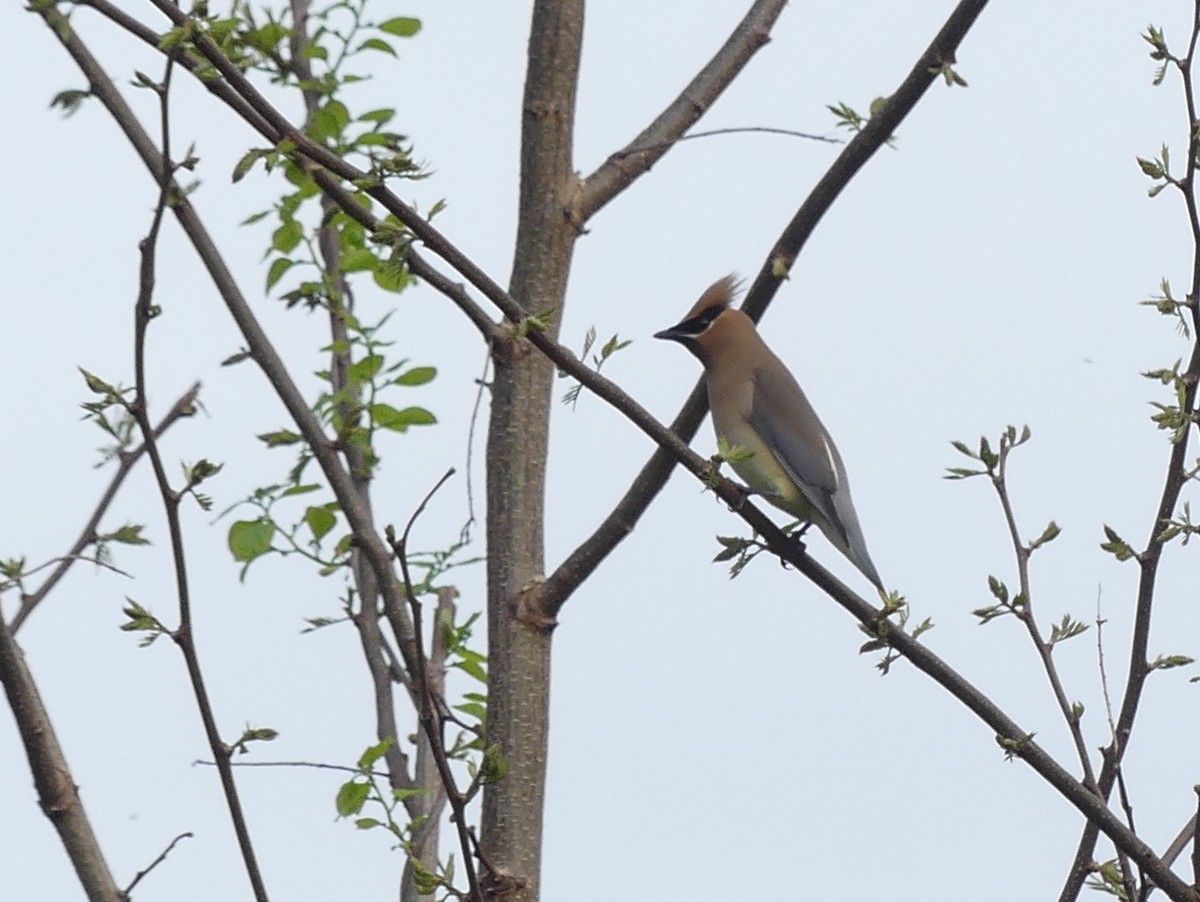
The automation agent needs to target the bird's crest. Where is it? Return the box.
[684,274,742,319]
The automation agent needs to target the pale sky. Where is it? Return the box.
[3,1,1199,900]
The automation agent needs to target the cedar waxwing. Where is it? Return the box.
[655,275,884,592]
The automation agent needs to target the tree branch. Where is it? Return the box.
[574,0,788,221]
[990,434,1098,789]
[10,382,200,634]
[32,14,457,885]
[543,0,992,612]
[1060,6,1200,897]
[0,612,122,900]
[128,49,270,902]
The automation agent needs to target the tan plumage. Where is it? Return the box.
[655,275,884,591]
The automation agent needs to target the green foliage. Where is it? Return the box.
[1144,24,1173,87]
[1029,520,1061,552]
[858,592,932,675]
[945,425,1031,480]
[995,732,1035,762]
[1100,525,1137,562]
[1149,653,1194,671]
[1047,614,1088,647]
[49,88,90,117]
[1136,144,1175,199]
[560,326,632,408]
[1086,858,1131,900]
[509,307,557,339]
[712,533,760,578]
[230,725,280,755]
[827,101,866,134]
[120,599,169,647]
[334,736,466,895]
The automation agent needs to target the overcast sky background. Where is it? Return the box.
[3,1,1199,899]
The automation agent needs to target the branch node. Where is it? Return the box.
[512,577,556,632]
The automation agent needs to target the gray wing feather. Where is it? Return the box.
[750,364,884,590]
[749,366,843,531]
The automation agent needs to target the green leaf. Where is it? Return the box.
[358,108,396,126]
[1030,520,1061,551]
[281,483,321,497]
[394,366,436,386]
[348,354,384,384]
[305,505,336,542]
[49,89,90,117]
[232,148,267,183]
[257,429,303,447]
[266,257,295,291]
[228,519,275,563]
[373,257,409,292]
[79,368,115,396]
[310,100,351,142]
[370,404,436,431]
[357,37,396,56]
[105,524,151,546]
[358,737,395,770]
[340,247,378,273]
[335,779,370,817]
[378,16,421,37]
[987,575,1008,603]
[1101,525,1136,562]
[1150,654,1195,670]
[272,219,303,253]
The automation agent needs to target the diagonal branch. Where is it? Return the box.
[0,613,122,901]
[574,0,788,222]
[32,12,450,870]
[543,0,992,612]
[10,382,200,634]
[34,7,1193,895]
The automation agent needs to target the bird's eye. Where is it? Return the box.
[678,305,725,335]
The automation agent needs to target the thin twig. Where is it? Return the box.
[1060,6,1200,898]
[10,382,200,633]
[1162,815,1199,870]
[34,0,433,748]
[991,435,1098,788]
[386,469,484,902]
[1097,604,1141,900]
[576,0,789,221]
[461,350,491,546]
[122,832,193,896]
[195,758,388,777]
[542,0,993,615]
[612,125,844,159]
[129,51,269,902]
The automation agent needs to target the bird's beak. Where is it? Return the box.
[654,324,688,343]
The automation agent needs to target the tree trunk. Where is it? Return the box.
[481,1,583,899]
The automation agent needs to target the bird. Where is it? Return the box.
[654,275,884,592]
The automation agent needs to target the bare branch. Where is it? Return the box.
[0,613,122,900]
[575,0,788,221]
[989,434,1098,788]
[387,470,484,902]
[126,47,270,902]
[544,0,992,613]
[122,832,193,896]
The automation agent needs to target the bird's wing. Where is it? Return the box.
[748,364,845,539]
[751,362,884,591]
